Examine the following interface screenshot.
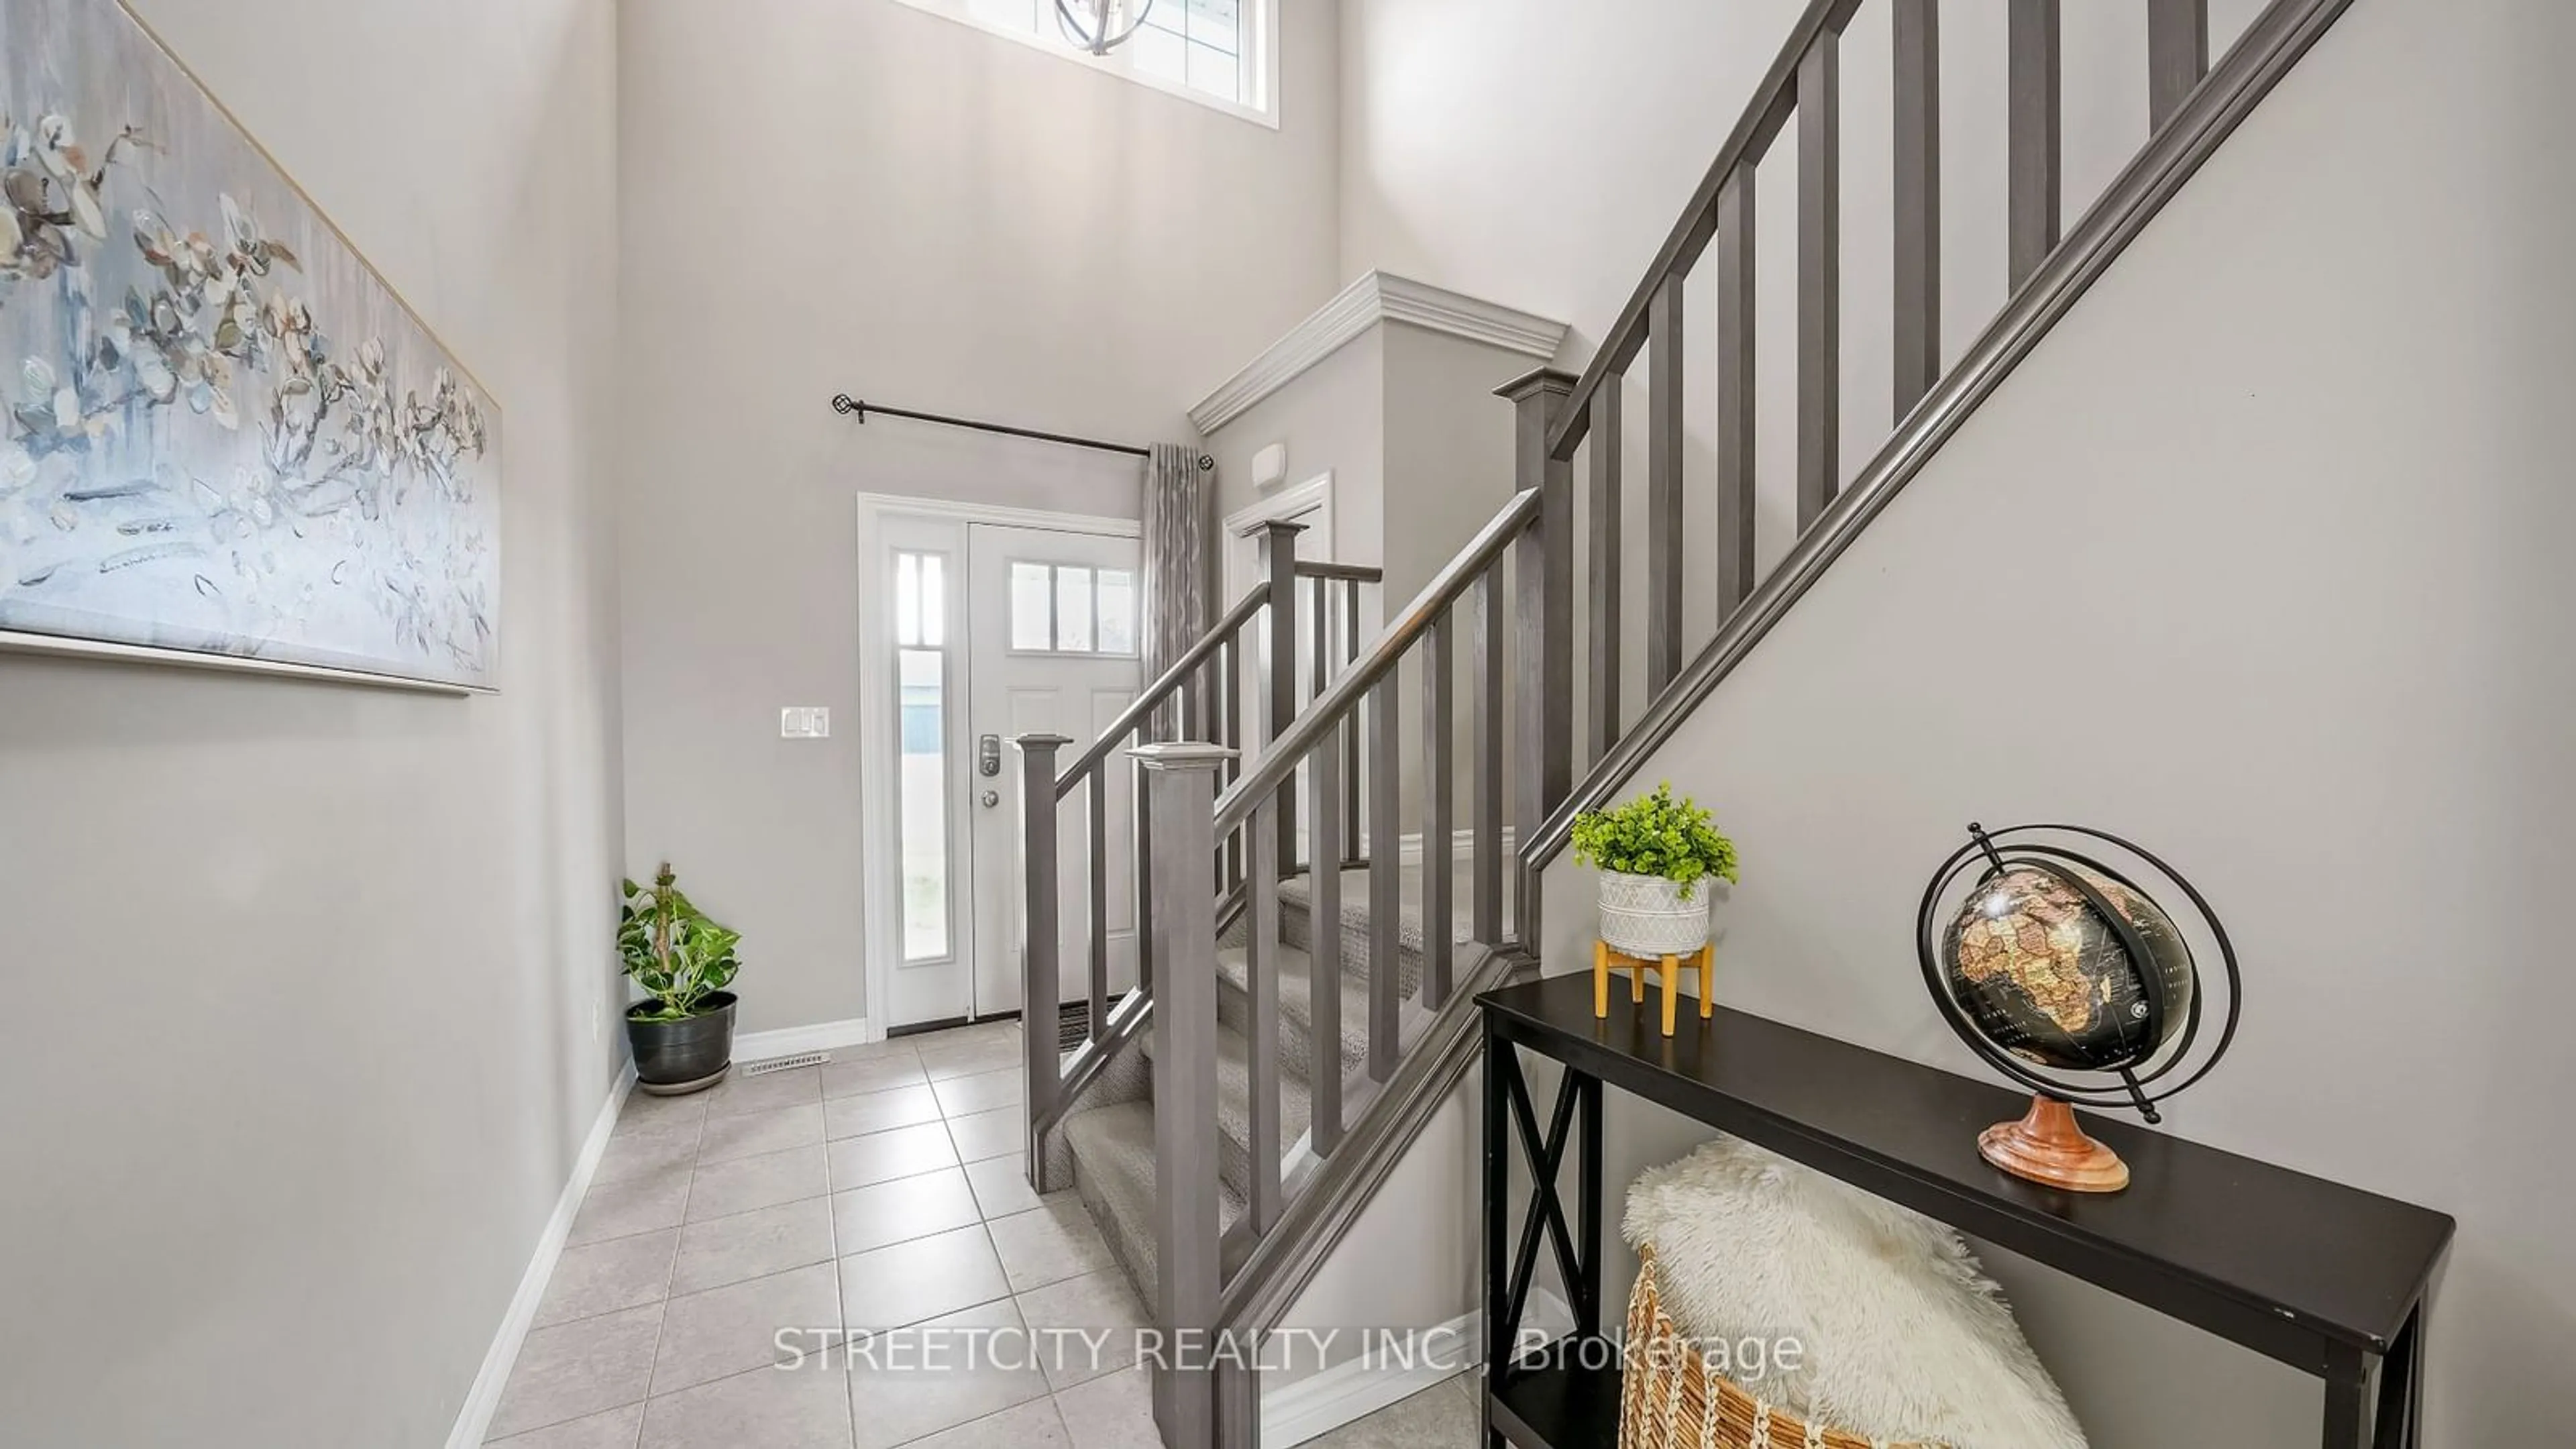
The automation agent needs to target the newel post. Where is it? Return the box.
[1130,740,1234,1448]
[1015,732,1071,1183]
[1259,519,1304,871]
[1499,367,1578,951]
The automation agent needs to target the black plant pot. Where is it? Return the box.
[627,991,737,1095]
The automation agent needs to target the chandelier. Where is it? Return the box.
[1055,0,1157,55]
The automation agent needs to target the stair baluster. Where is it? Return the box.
[1086,760,1110,1051]
[1260,521,1301,871]
[1796,28,1841,533]
[1714,167,1757,616]
[1892,0,1941,419]
[1307,729,1344,1155]
[1420,614,1454,1010]
[1585,382,1623,763]
[1246,798,1283,1232]
[1365,672,1401,1084]
[1472,560,1505,946]
[2149,0,2212,128]
[2008,0,2064,289]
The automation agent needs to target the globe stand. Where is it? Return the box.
[1980,1094,2130,1193]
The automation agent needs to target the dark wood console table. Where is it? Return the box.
[1477,973,2453,1449]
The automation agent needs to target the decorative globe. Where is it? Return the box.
[1940,863,2196,1075]
[1917,822,2240,1129]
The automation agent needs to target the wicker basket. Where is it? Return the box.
[1619,1248,1940,1449]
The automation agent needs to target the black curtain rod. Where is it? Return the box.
[831,395,1211,470]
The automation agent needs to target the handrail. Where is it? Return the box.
[1211,488,1538,835]
[1055,582,1270,794]
[1291,560,1384,584]
[1543,0,1858,464]
[1527,0,2357,865]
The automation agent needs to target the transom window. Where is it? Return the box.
[894,0,1272,123]
[1011,561,1138,655]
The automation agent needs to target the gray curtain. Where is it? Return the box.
[1141,443,1212,741]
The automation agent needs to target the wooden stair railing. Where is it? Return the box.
[1134,368,1576,1444]
[1536,0,2357,855]
[1019,527,1383,1166]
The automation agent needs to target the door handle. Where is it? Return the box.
[981,790,1001,809]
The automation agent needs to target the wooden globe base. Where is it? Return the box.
[1979,1094,2130,1193]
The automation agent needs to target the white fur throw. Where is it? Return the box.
[1623,1137,2087,1449]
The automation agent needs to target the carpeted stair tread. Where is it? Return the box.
[1214,942,1373,1085]
[1061,1099,1244,1309]
[1140,1015,1315,1198]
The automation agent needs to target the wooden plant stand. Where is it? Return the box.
[1591,940,1713,1036]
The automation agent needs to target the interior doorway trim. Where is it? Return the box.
[855,492,1142,1042]
[1222,470,1334,556]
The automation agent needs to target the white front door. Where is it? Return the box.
[966,524,1144,1022]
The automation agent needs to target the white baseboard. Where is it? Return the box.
[1391,826,1518,868]
[1260,1287,1574,1448]
[445,1062,637,1449]
[735,1015,876,1059]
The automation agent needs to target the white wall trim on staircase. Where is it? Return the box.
[1260,1287,1574,1448]
[735,1015,879,1059]
[1190,272,1570,435]
[443,1062,638,1449]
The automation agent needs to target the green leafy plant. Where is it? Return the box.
[1568,784,1739,900]
[619,863,741,1022]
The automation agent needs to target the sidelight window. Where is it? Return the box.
[894,550,952,962]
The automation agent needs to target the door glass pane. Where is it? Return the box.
[1011,562,1053,651]
[898,647,950,961]
[895,553,922,647]
[1056,566,1095,651]
[919,553,946,647]
[1097,568,1136,655]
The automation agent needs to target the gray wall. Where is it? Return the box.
[1210,328,1389,582]
[1205,316,1537,846]
[617,0,1342,1034]
[0,0,627,1444]
[1380,323,1526,610]
[1206,317,1530,606]
[1530,0,2576,1440]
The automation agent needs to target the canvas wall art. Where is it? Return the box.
[0,0,501,690]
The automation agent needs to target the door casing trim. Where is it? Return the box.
[856,492,1142,1039]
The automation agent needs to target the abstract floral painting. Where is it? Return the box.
[0,0,501,689]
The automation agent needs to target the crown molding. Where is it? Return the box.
[1189,272,1570,435]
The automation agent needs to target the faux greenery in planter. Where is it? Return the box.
[619,863,743,1095]
[1570,784,1739,957]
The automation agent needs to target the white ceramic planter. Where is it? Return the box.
[1597,870,1712,957]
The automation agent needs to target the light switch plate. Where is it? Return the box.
[780,706,830,739]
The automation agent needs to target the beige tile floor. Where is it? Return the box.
[486,1020,1481,1448]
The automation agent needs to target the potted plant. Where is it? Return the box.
[1569,784,1739,959]
[619,863,743,1095]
